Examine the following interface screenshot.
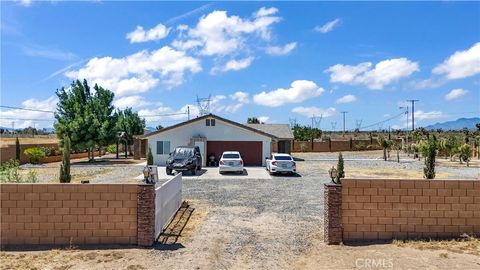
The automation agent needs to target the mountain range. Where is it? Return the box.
[424,117,479,131]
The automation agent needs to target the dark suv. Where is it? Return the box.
[166,146,202,175]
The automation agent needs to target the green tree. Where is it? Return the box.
[59,135,71,183]
[247,117,260,124]
[116,108,145,155]
[335,153,345,184]
[15,137,20,161]
[458,144,472,167]
[378,135,392,161]
[55,79,116,161]
[147,147,154,166]
[423,136,438,179]
[392,140,402,163]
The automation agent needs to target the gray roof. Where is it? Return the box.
[246,124,294,140]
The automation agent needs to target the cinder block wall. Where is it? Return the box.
[341,179,480,241]
[0,184,145,247]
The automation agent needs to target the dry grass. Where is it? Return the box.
[0,137,58,147]
[393,236,480,256]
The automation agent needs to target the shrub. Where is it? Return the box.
[423,136,438,179]
[335,153,345,184]
[106,144,117,153]
[458,144,472,166]
[59,136,71,183]
[147,147,153,166]
[23,147,46,164]
[15,137,20,161]
[0,159,21,183]
[354,142,366,151]
[26,170,38,183]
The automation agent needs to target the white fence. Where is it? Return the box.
[154,173,182,239]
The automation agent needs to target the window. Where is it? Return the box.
[206,118,216,126]
[156,141,170,155]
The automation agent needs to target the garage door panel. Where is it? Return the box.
[207,141,262,166]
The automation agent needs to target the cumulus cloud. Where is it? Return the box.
[211,57,254,74]
[172,7,281,56]
[336,94,357,104]
[433,42,480,80]
[414,110,445,121]
[315,18,341,33]
[253,80,325,107]
[0,96,57,128]
[325,58,419,89]
[230,91,250,104]
[126,24,170,43]
[266,42,297,56]
[65,46,201,96]
[258,116,269,123]
[113,95,155,109]
[292,106,336,117]
[444,88,468,101]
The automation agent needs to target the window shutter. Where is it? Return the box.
[157,141,163,155]
[163,141,170,154]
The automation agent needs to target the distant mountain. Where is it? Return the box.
[424,117,480,131]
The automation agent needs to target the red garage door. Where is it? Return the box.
[207,141,263,166]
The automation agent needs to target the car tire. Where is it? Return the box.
[166,168,172,175]
[191,167,196,175]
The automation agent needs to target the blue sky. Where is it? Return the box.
[1,1,479,130]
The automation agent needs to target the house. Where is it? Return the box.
[247,124,294,154]
[139,114,292,166]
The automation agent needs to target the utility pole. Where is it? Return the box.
[341,111,348,137]
[399,106,409,155]
[407,100,419,131]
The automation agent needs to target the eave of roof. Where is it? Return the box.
[140,114,279,140]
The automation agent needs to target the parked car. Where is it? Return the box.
[166,146,202,175]
[266,153,296,175]
[219,151,244,174]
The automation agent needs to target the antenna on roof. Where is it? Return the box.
[196,95,211,116]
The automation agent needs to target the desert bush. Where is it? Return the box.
[106,144,117,153]
[354,142,366,151]
[24,147,46,164]
[458,144,472,166]
[0,159,21,182]
[26,170,38,183]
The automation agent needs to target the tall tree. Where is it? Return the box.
[59,135,71,183]
[54,79,116,161]
[116,108,145,155]
[247,117,260,124]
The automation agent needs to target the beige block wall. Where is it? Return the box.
[0,184,138,246]
[342,179,480,241]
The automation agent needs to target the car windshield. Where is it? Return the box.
[223,153,240,159]
[172,148,194,158]
[274,155,292,160]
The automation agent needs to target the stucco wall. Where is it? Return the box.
[146,117,272,166]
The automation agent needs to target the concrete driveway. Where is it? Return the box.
[155,166,272,181]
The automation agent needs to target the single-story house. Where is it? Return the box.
[139,114,292,166]
[246,124,294,154]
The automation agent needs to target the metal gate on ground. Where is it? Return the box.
[155,173,182,239]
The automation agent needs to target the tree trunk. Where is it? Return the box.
[383,148,387,161]
[397,150,400,163]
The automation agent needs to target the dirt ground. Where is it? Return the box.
[0,136,58,147]
[1,151,479,269]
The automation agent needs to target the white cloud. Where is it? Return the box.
[65,46,202,96]
[211,57,254,74]
[253,80,324,107]
[113,95,154,109]
[315,18,341,33]
[0,96,57,128]
[433,42,480,80]
[258,116,269,123]
[126,24,170,43]
[21,44,77,61]
[174,7,281,56]
[336,94,357,104]
[292,106,336,117]
[325,58,419,89]
[18,0,32,7]
[444,88,468,101]
[266,42,297,56]
[230,91,250,104]
[414,110,445,121]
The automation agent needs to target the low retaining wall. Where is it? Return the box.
[292,139,388,152]
[324,179,480,244]
[0,183,157,248]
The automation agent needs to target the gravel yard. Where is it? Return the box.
[2,151,479,269]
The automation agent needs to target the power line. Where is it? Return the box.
[0,105,55,113]
[359,112,405,130]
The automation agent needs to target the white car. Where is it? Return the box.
[219,151,244,174]
[266,153,296,175]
